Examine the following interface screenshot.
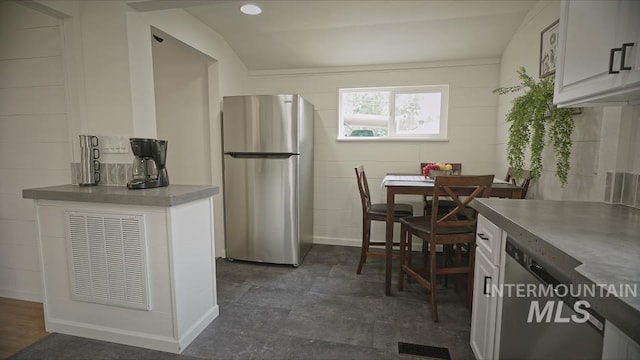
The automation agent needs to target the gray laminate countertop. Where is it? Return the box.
[472,198,640,342]
[23,184,219,207]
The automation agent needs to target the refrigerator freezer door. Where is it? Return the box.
[223,95,298,153]
[223,154,299,264]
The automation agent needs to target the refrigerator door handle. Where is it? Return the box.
[225,152,299,159]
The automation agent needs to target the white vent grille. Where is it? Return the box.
[65,211,150,310]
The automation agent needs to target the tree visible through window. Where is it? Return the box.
[339,85,449,140]
[342,91,389,137]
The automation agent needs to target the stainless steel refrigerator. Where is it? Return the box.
[222,95,314,266]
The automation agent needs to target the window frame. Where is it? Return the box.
[337,85,449,141]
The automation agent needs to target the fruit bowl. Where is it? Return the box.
[422,163,454,179]
[428,169,453,180]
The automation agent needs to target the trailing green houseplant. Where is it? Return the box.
[494,67,575,186]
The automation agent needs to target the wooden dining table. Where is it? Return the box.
[381,175,524,295]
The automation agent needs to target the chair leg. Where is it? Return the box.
[423,239,432,269]
[398,225,407,291]
[421,207,430,254]
[467,242,476,310]
[454,244,464,291]
[443,244,452,287]
[404,232,415,284]
[356,219,370,274]
[429,243,439,322]
[407,234,413,270]
[423,241,429,268]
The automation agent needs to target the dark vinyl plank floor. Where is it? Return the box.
[10,244,475,360]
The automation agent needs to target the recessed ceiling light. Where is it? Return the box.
[240,4,262,15]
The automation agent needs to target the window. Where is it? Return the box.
[338,85,449,140]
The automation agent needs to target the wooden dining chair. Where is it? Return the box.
[420,162,462,215]
[398,175,494,322]
[505,167,531,199]
[354,166,414,274]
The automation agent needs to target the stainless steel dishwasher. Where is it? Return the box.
[499,237,605,360]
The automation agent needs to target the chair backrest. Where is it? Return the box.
[505,167,531,199]
[430,175,494,230]
[355,166,372,213]
[420,162,462,175]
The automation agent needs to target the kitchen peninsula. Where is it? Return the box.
[22,184,220,354]
[471,198,640,359]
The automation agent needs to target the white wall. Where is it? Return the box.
[134,9,248,257]
[27,1,249,260]
[0,2,70,301]
[602,105,640,208]
[615,106,640,173]
[247,59,501,246]
[38,2,247,165]
[0,0,249,303]
[80,1,135,152]
[497,1,640,202]
[495,0,605,201]
[153,34,212,186]
[631,107,640,172]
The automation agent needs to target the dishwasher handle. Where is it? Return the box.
[507,237,606,334]
[506,238,563,288]
[528,262,560,287]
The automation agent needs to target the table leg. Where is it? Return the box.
[385,187,395,296]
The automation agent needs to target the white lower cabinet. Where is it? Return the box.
[470,249,500,359]
[471,215,505,360]
[471,214,640,360]
[32,198,218,354]
[470,215,640,360]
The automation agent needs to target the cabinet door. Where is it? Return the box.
[470,249,500,360]
[555,0,625,104]
[476,215,502,266]
[562,1,621,86]
[619,0,640,87]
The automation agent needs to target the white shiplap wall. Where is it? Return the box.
[0,2,70,301]
[247,60,501,246]
[495,1,606,201]
[498,1,640,202]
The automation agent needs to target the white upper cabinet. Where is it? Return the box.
[554,0,640,107]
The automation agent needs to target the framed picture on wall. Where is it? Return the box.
[539,19,559,78]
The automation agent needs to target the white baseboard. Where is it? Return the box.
[178,305,218,352]
[0,288,42,303]
[46,306,218,354]
[47,318,181,353]
[312,236,360,247]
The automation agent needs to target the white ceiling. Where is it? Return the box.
[132,0,537,71]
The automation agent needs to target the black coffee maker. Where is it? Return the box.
[127,138,169,189]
